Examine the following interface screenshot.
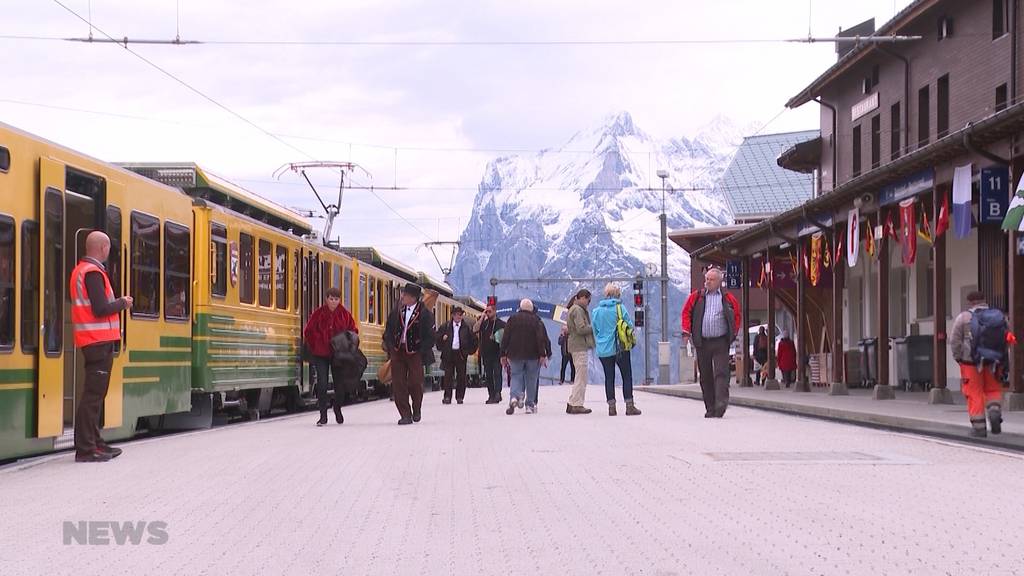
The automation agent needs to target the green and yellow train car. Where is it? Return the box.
[0,123,193,461]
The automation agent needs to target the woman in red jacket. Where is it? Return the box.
[304,287,358,426]
[776,331,797,388]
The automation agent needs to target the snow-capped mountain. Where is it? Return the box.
[448,111,748,382]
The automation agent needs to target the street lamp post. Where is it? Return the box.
[656,170,671,385]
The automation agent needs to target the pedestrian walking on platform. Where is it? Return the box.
[474,304,506,404]
[384,283,436,425]
[950,291,1016,438]
[777,332,797,388]
[500,299,549,414]
[753,327,769,386]
[437,306,477,404]
[558,325,575,385]
[682,267,741,418]
[565,289,595,415]
[591,283,641,416]
[70,231,132,462]
[304,287,358,426]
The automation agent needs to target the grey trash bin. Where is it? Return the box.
[893,335,933,391]
[859,338,878,387]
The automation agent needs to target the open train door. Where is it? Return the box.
[36,158,65,438]
[101,180,126,430]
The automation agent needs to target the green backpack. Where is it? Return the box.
[615,304,636,352]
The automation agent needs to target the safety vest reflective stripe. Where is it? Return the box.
[69,260,120,348]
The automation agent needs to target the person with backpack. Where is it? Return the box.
[304,287,358,426]
[591,283,641,416]
[681,266,742,418]
[950,291,1016,438]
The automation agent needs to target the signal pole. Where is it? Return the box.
[656,170,671,385]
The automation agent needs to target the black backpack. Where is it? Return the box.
[969,308,1009,366]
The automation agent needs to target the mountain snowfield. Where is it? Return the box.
[448,111,750,382]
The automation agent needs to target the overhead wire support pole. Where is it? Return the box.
[423,241,462,283]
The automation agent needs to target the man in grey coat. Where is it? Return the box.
[565,289,595,414]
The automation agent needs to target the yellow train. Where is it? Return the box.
[0,122,482,461]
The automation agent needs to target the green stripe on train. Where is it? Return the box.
[0,369,34,384]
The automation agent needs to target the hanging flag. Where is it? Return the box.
[810,233,823,287]
[823,235,832,269]
[757,258,766,288]
[952,164,973,239]
[935,190,951,237]
[1003,171,1024,232]
[865,216,876,258]
[847,208,860,267]
[789,250,798,279]
[834,236,843,267]
[917,202,933,244]
[766,259,773,287]
[885,209,899,242]
[899,198,918,265]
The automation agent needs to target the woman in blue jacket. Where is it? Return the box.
[591,283,641,416]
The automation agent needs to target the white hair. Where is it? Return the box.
[519,298,535,312]
[705,267,724,280]
[603,283,621,298]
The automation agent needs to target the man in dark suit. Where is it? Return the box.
[383,283,436,425]
[474,304,506,404]
[437,307,478,404]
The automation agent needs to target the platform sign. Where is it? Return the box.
[981,166,1010,223]
[725,260,742,289]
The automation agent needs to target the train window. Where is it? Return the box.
[211,223,227,298]
[105,207,122,299]
[376,279,384,325]
[0,215,14,349]
[239,233,255,304]
[42,190,64,354]
[275,245,288,310]
[258,239,272,307]
[0,146,9,172]
[321,261,330,301]
[333,264,341,290]
[367,277,376,324]
[130,211,160,318]
[20,221,38,352]
[164,222,190,321]
[343,267,353,311]
[359,274,367,322]
[293,248,300,312]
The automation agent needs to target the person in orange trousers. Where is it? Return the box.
[950,291,1016,438]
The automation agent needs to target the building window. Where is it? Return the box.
[258,239,272,307]
[130,211,160,318]
[918,85,930,148]
[870,115,881,169]
[275,245,288,310]
[20,221,38,352]
[211,223,227,298]
[937,75,950,138]
[164,222,190,321]
[0,215,14,349]
[994,0,1007,39]
[937,16,953,41]
[996,83,1008,112]
[852,124,862,177]
[239,233,255,304]
[891,102,902,161]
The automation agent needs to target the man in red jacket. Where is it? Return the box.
[681,266,741,418]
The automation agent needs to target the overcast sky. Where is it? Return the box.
[2,0,912,274]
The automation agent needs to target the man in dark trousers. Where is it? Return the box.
[384,283,435,425]
[437,307,477,404]
[70,231,133,462]
[473,304,506,404]
[681,266,741,418]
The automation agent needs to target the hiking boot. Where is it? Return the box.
[989,409,1003,435]
[625,400,641,416]
[608,401,617,416]
[506,401,517,415]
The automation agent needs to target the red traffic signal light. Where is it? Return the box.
[634,294,643,306]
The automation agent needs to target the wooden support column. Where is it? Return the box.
[795,241,811,391]
[765,247,781,390]
[1007,158,1024,410]
[930,184,953,404]
[874,231,895,399]
[740,256,752,387]
[830,225,849,395]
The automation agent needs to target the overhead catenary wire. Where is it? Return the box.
[47,0,436,243]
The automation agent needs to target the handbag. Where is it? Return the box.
[377,359,393,385]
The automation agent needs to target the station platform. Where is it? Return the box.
[2,386,1022,576]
